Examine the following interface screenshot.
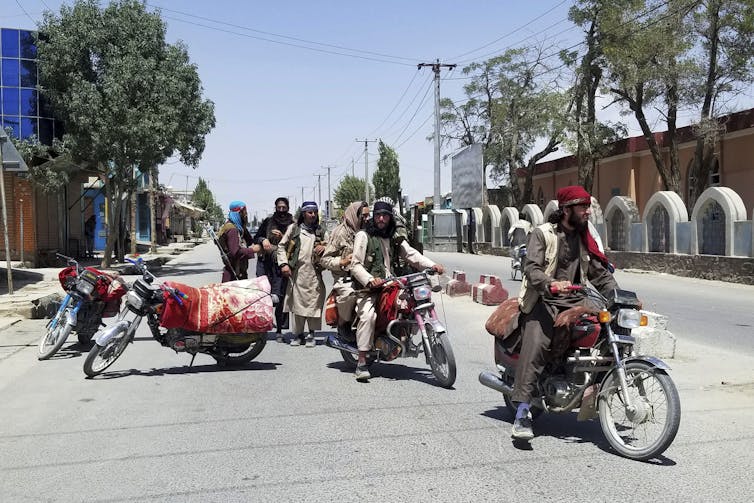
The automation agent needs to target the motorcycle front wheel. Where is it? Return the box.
[83,322,136,377]
[598,361,681,461]
[38,303,73,360]
[211,333,267,366]
[425,329,456,388]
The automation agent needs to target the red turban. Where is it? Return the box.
[555,186,613,271]
[556,185,591,208]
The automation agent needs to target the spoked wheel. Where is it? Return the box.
[212,333,267,366]
[83,322,136,377]
[425,329,456,388]
[598,361,681,461]
[38,307,73,360]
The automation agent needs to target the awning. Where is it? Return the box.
[0,129,29,172]
[172,200,205,217]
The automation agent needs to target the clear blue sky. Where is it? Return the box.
[6,1,752,219]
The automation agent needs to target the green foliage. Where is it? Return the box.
[8,133,71,193]
[334,175,371,209]
[372,140,401,202]
[36,0,215,263]
[191,177,223,224]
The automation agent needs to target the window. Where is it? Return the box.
[2,115,20,137]
[19,30,36,59]
[20,88,37,116]
[39,118,53,144]
[1,29,19,58]
[2,87,19,115]
[2,58,19,86]
[20,60,36,87]
[20,117,36,138]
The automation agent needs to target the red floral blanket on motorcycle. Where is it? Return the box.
[376,283,402,333]
[160,277,274,334]
[58,266,127,302]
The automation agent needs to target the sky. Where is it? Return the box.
[5,0,753,220]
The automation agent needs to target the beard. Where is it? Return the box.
[568,210,589,232]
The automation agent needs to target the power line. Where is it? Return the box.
[390,79,434,146]
[367,68,422,136]
[451,0,570,61]
[14,0,37,24]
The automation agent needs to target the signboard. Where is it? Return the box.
[451,143,483,208]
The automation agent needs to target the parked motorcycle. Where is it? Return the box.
[325,269,456,388]
[38,253,127,360]
[479,285,681,461]
[510,244,527,280]
[83,257,272,377]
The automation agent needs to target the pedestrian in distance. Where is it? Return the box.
[84,214,96,258]
[276,201,327,347]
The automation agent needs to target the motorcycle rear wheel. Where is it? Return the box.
[212,334,267,366]
[83,323,135,377]
[38,308,72,360]
[426,330,456,388]
[598,361,681,461]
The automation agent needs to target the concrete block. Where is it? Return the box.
[471,274,509,305]
[632,310,675,358]
[445,270,471,297]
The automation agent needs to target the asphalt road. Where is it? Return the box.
[1,243,752,502]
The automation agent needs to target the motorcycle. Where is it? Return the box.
[83,257,272,377]
[325,269,457,388]
[479,285,681,461]
[510,244,527,280]
[38,253,127,360]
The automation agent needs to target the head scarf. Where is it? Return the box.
[228,200,246,232]
[298,201,320,233]
[555,186,611,270]
[329,201,363,245]
[373,200,393,215]
[270,196,293,234]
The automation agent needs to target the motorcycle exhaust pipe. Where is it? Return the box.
[478,370,513,395]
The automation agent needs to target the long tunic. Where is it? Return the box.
[276,224,325,318]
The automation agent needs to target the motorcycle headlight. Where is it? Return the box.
[126,290,144,310]
[76,271,97,297]
[616,309,646,329]
[412,285,432,301]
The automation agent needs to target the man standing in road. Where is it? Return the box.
[350,200,443,381]
[217,201,258,282]
[276,201,327,347]
[511,186,618,441]
[254,197,294,339]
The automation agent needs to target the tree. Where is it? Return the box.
[372,140,401,203]
[333,175,371,210]
[191,177,223,225]
[687,0,754,209]
[598,0,696,195]
[37,0,215,266]
[8,134,70,194]
[564,1,627,193]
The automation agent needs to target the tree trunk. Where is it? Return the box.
[665,79,682,194]
[149,170,157,253]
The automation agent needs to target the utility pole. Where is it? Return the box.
[0,133,12,294]
[355,138,377,204]
[351,158,355,177]
[418,59,456,210]
[314,173,324,211]
[298,186,306,207]
[322,165,335,219]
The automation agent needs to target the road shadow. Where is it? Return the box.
[153,262,221,278]
[481,405,677,464]
[326,359,454,389]
[87,360,282,379]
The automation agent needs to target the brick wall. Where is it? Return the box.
[0,172,36,262]
[610,251,754,285]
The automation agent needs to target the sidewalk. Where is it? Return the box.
[0,239,207,332]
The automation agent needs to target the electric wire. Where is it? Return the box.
[389,78,434,146]
[13,0,37,24]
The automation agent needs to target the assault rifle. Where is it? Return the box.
[204,223,238,281]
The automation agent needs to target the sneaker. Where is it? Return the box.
[511,414,534,441]
[290,336,303,347]
[305,334,316,348]
[354,364,371,381]
[276,333,285,343]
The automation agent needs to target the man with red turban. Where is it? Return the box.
[511,186,618,441]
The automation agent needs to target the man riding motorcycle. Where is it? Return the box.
[511,185,618,441]
[350,200,444,381]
